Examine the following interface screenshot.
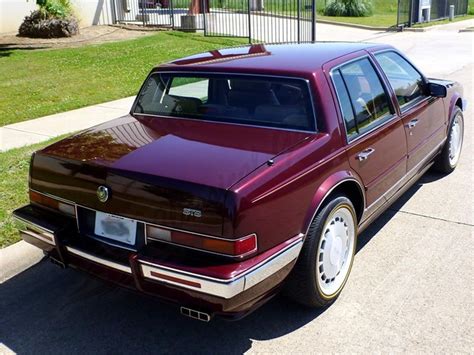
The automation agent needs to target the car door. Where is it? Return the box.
[330,57,407,212]
[373,51,446,173]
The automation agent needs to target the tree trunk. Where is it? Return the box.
[188,0,210,14]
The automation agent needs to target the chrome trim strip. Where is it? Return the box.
[12,214,55,235]
[139,235,304,299]
[399,96,430,114]
[243,238,301,290]
[141,264,245,299]
[359,162,434,233]
[131,71,319,134]
[65,246,132,274]
[364,138,446,213]
[13,215,56,246]
[141,235,303,283]
[19,228,55,246]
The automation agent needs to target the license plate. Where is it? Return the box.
[94,211,137,245]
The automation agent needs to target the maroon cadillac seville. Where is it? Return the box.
[13,43,465,321]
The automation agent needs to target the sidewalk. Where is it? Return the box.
[0,96,135,152]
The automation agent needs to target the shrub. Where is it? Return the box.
[37,0,72,18]
[324,0,374,17]
[19,10,79,37]
[18,0,77,38]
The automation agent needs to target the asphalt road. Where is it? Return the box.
[1,28,473,354]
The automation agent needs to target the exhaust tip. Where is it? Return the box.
[180,307,211,322]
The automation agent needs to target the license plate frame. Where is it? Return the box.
[94,211,137,246]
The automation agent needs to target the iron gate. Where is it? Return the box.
[112,0,316,43]
[398,0,469,27]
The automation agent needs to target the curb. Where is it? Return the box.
[459,28,474,32]
[401,27,427,32]
[317,19,390,31]
[109,24,172,32]
[0,240,44,283]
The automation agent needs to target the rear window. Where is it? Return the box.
[133,73,316,132]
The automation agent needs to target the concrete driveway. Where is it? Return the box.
[0,24,473,354]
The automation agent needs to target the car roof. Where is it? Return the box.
[156,42,389,76]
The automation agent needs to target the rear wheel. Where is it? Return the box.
[284,195,357,307]
[433,107,464,173]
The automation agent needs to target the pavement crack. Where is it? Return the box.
[96,105,128,111]
[389,209,473,227]
[1,127,52,138]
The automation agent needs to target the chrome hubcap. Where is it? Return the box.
[317,206,355,296]
[448,115,463,166]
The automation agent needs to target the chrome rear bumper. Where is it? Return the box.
[13,215,56,246]
[139,237,303,299]
[12,210,303,300]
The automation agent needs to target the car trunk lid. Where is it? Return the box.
[30,115,311,236]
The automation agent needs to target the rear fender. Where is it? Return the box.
[301,171,365,238]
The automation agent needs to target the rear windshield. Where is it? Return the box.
[133,73,316,132]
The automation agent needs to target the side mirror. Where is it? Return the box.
[427,82,447,98]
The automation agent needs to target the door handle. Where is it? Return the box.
[406,119,419,129]
[356,148,375,161]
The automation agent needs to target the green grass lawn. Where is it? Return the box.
[318,0,398,27]
[0,137,63,248]
[0,31,246,127]
[318,0,474,28]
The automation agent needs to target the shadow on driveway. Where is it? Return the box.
[0,173,439,354]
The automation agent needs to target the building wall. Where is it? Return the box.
[71,0,116,27]
[0,0,37,33]
[0,0,117,34]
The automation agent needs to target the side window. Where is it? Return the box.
[331,70,357,141]
[375,51,425,109]
[332,58,392,140]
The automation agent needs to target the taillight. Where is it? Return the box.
[29,190,76,217]
[146,225,257,257]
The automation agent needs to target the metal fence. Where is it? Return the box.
[112,0,317,43]
[398,0,469,27]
